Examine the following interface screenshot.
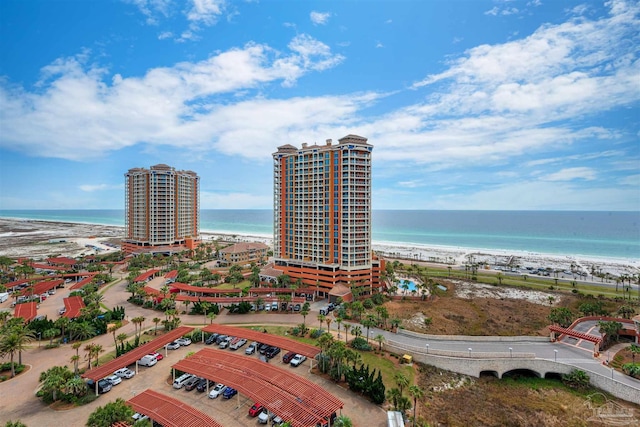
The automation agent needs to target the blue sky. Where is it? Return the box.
[0,0,638,211]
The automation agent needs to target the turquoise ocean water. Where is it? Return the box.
[0,210,638,261]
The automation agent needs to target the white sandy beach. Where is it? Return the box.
[0,217,638,279]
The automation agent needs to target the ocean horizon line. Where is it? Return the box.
[0,214,638,266]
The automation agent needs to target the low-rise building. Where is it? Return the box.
[219,242,269,266]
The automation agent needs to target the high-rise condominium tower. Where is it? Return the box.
[272,135,383,298]
[123,164,200,254]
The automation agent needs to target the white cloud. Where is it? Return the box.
[397,180,423,188]
[186,0,224,25]
[79,184,123,192]
[485,6,519,16]
[541,167,596,181]
[127,0,172,25]
[310,11,331,25]
[0,34,346,160]
[375,41,384,48]
[385,19,393,24]
[158,31,173,40]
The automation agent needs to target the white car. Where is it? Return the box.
[208,383,227,399]
[132,413,149,422]
[114,368,135,379]
[58,307,66,315]
[165,341,180,350]
[176,337,192,346]
[105,374,122,386]
[290,354,307,367]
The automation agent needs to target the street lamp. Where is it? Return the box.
[554,349,558,362]
[468,348,472,357]
[38,332,41,348]
[509,347,513,358]
[611,367,614,379]
[425,344,429,354]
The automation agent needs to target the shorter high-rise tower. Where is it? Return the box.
[123,164,200,254]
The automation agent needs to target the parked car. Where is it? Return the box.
[271,302,278,311]
[138,354,158,367]
[183,376,201,391]
[58,307,66,315]
[290,354,307,367]
[132,413,149,422]
[223,387,238,399]
[215,334,228,344]
[258,343,271,354]
[249,402,264,417]
[266,346,281,359]
[208,383,227,399]
[196,378,213,392]
[245,341,258,355]
[166,341,180,350]
[230,338,247,350]
[86,379,112,394]
[219,336,233,349]
[149,351,163,361]
[114,368,135,379]
[173,373,194,389]
[105,374,122,386]
[293,304,301,312]
[176,337,192,346]
[282,351,296,364]
[205,333,219,345]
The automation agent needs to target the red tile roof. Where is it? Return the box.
[20,279,64,297]
[62,296,85,319]
[202,325,320,358]
[128,389,223,427]
[164,270,178,279]
[14,301,38,322]
[134,269,160,282]
[46,257,77,266]
[82,326,194,381]
[173,349,342,427]
[169,282,242,294]
[69,274,97,290]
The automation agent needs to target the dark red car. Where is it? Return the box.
[249,402,264,417]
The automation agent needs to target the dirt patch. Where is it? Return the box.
[386,280,571,336]
[414,363,640,427]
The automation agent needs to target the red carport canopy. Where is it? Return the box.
[173,348,342,427]
[128,389,223,427]
[202,324,321,358]
[82,326,193,381]
[62,296,85,319]
[14,301,38,322]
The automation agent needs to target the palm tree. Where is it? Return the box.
[394,372,409,395]
[335,317,343,337]
[0,333,21,377]
[116,333,128,350]
[0,310,11,327]
[300,307,310,330]
[351,325,362,340]
[374,334,386,351]
[317,314,326,332]
[152,317,161,335]
[207,312,217,324]
[362,315,376,343]
[43,328,60,346]
[333,415,353,427]
[343,323,351,344]
[39,366,71,401]
[107,321,122,348]
[69,321,95,342]
[70,354,80,375]
[325,317,332,333]
[408,385,424,427]
[64,375,87,397]
[84,343,94,369]
[386,388,402,411]
[4,323,35,366]
[91,344,104,367]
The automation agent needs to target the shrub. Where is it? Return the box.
[310,329,323,339]
[363,299,374,309]
[622,363,640,379]
[350,337,372,351]
[561,369,590,389]
[371,293,385,305]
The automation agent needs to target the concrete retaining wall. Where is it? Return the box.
[384,342,640,404]
[397,328,549,342]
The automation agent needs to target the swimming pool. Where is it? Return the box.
[400,279,417,292]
